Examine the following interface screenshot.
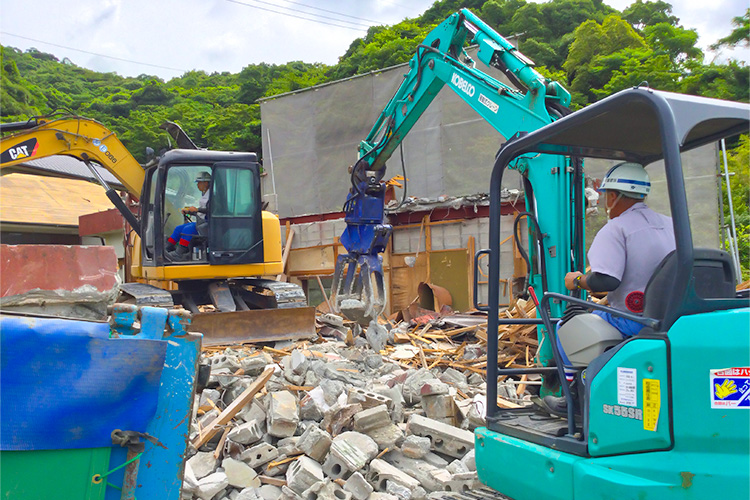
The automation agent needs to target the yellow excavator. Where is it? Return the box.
[0,113,315,343]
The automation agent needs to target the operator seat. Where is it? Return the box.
[641,248,736,328]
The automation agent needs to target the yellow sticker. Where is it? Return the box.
[643,378,660,432]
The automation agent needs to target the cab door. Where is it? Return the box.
[208,161,264,266]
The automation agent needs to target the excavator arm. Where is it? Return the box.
[1,115,146,235]
[333,8,579,335]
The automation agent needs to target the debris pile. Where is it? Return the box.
[181,301,540,500]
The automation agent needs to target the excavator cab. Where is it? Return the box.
[475,88,749,500]
[140,150,264,267]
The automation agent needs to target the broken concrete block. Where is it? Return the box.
[421,452,449,468]
[320,379,346,407]
[286,456,325,495]
[365,353,383,369]
[365,422,404,450]
[365,320,388,352]
[439,368,468,390]
[343,471,374,500]
[236,487,263,500]
[370,494,399,500]
[228,420,264,445]
[200,388,221,408]
[281,485,305,500]
[297,424,332,462]
[367,459,421,492]
[223,457,261,489]
[467,373,484,386]
[183,461,199,493]
[188,451,218,480]
[300,391,326,422]
[406,415,474,458]
[401,435,431,459]
[347,387,394,410]
[323,431,379,480]
[419,380,449,397]
[240,442,279,468]
[268,391,300,438]
[290,349,310,376]
[259,484,283,500]
[386,480,412,500]
[322,403,362,436]
[211,354,241,371]
[353,404,390,433]
[460,449,476,472]
[195,471,229,500]
[382,450,442,492]
[421,394,457,424]
[303,479,352,500]
[446,459,469,475]
[402,369,434,405]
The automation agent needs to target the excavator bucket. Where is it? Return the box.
[331,254,386,324]
[188,306,316,346]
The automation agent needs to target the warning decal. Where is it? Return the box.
[711,367,750,409]
[643,379,660,432]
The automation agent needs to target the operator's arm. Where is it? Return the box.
[565,271,620,292]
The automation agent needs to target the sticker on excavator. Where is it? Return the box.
[643,378,660,432]
[710,367,750,409]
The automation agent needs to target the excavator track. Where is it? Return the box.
[242,278,307,309]
[437,487,513,500]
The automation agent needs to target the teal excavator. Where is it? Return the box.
[333,8,750,500]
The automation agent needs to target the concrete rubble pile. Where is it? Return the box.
[181,310,537,500]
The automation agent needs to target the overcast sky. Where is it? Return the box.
[0,0,747,81]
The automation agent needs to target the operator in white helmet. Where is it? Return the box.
[543,162,676,416]
[564,162,676,335]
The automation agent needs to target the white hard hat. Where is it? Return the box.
[598,162,650,199]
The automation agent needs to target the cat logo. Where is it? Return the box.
[1,138,39,164]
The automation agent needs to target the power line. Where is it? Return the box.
[224,0,373,31]
[0,32,188,74]
[271,0,386,25]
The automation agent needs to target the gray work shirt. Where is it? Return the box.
[588,203,675,313]
[197,190,209,223]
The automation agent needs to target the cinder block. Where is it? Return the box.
[347,387,394,410]
[228,420,264,445]
[240,442,279,468]
[322,432,378,480]
[303,479,352,500]
[195,471,229,500]
[406,415,474,458]
[344,472,374,500]
[297,424,332,462]
[286,456,324,495]
[367,459,421,492]
[353,404,391,432]
[421,395,456,420]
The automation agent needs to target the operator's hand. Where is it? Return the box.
[565,271,584,290]
[715,379,738,399]
[181,206,198,215]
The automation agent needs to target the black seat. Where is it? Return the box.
[643,248,736,325]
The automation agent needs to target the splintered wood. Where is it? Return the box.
[387,298,539,376]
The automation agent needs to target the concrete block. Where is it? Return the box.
[237,488,263,500]
[422,452,448,468]
[0,244,119,320]
[467,373,484,386]
[210,354,241,371]
[259,485,283,500]
[200,388,221,408]
[320,379,345,407]
[367,459,421,492]
[240,442,279,468]
[183,461,199,493]
[460,449,475,472]
[370,494,399,500]
[382,450,441,492]
[241,352,274,375]
[446,460,469,475]
[303,480,352,500]
[353,404,390,432]
[297,424,332,462]
[268,391,300,438]
[366,422,404,450]
[286,456,325,495]
[281,485,305,500]
[343,472,374,500]
[347,387,393,410]
[228,420,264,445]
[419,380,449,397]
[238,400,267,426]
[223,457,261,489]
[386,481,412,500]
[402,369,434,405]
[188,451,218,480]
[401,436,431,459]
[438,368,468,390]
[195,471,229,500]
[421,395,457,424]
[322,431,378,480]
[406,415,474,458]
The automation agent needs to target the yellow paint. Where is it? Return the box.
[643,378,660,432]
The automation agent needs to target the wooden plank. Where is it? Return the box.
[276,227,295,281]
[259,476,287,487]
[315,275,333,312]
[191,366,274,448]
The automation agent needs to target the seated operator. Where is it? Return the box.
[543,162,676,415]
[166,171,211,261]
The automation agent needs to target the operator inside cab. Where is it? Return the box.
[166,171,211,261]
[544,162,676,415]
